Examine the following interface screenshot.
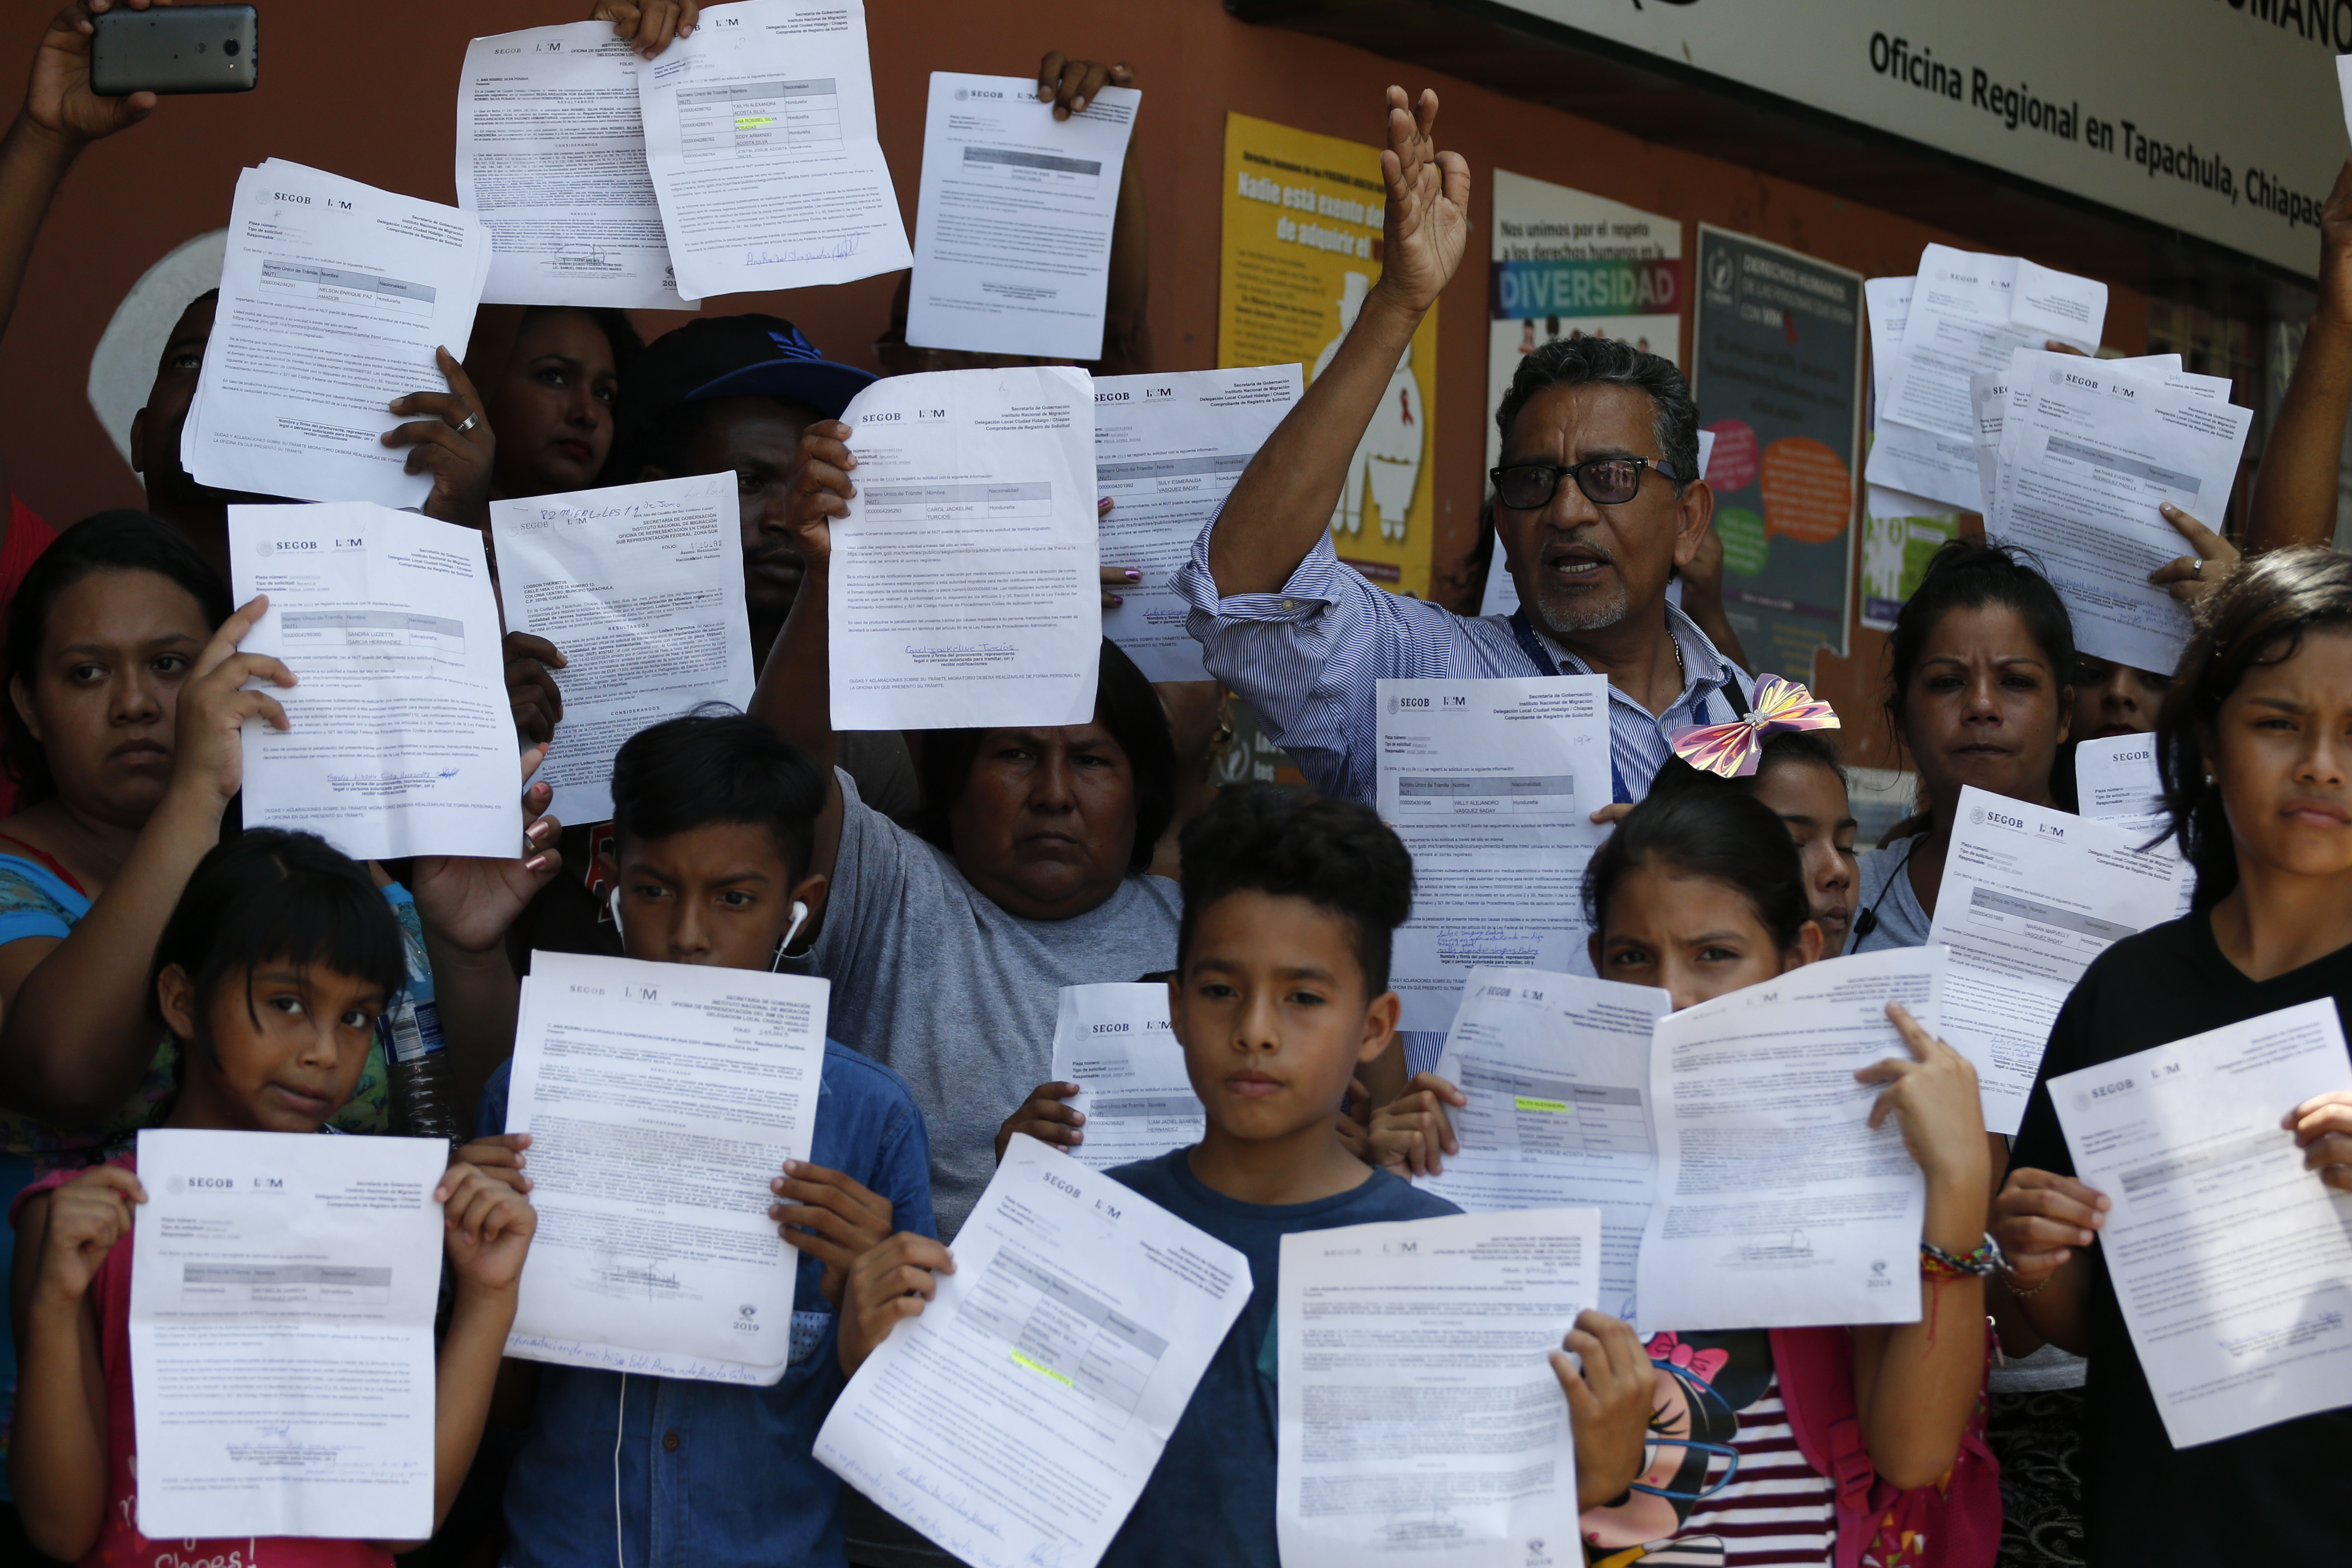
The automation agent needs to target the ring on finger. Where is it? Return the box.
[2190,557,2203,578]
[453,412,481,436]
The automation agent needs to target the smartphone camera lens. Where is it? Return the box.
[223,38,240,55]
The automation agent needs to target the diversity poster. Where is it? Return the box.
[1690,225,1863,683]
[1482,170,1683,616]
[1218,112,1439,598]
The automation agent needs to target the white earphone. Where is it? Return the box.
[607,887,809,968]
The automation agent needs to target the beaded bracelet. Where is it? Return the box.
[1920,1233,2004,1279]
[2003,1270,2056,1300]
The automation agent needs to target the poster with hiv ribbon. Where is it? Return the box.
[1690,225,1864,686]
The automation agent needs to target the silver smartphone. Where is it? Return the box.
[90,5,258,96]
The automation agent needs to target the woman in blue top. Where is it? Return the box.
[0,511,561,1169]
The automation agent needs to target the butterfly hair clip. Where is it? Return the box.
[1668,675,1840,779]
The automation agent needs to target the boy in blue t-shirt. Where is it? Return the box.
[839,786,1651,1568]
[471,713,934,1568]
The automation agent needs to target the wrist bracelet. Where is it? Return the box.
[2004,1269,2055,1300]
[1921,1232,2004,1280]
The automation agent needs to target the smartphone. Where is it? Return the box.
[90,5,258,96]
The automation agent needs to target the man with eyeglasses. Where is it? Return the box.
[1175,87,1750,808]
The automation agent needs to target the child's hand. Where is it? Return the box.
[2285,1091,2352,1191]
[454,1133,532,1195]
[32,1165,144,1308]
[838,1233,953,1377]
[1336,1076,1374,1163]
[1858,1004,1990,1193]
[1553,1310,1652,1511]
[769,1160,894,1308]
[1992,1166,2107,1293]
[995,1082,1083,1161]
[438,1162,537,1294]
[1367,1072,1464,1178]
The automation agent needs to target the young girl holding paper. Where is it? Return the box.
[1372,775,1999,1566]
[1996,547,2352,1565]
[7,829,534,1564]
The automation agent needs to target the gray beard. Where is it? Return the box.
[1527,577,1631,638]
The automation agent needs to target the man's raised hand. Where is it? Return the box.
[1372,87,1470,318]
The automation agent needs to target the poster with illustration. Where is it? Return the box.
[1690,226,1863,684]
[1218,112,1438,598]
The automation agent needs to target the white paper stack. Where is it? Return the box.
[188,161,492,509]
[1863,244,2106,514]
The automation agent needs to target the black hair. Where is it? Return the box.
[3,510,232,803]
[1175,785,1413,995]
[915,637,1175,874]
[609,706,827,877]
[1582,769,1814,952]
[1883,540,2075,754]
[2159,546,2352,911]
[1747,729,1847,790]
[147,828,408,1043]
[1494,336,1700,493]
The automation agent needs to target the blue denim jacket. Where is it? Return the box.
[480,1041,936,1568]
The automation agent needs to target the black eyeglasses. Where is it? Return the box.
[1489,456,1681,510]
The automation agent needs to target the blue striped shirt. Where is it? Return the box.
[1175,524,1753,805]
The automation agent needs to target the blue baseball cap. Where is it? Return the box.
[617,315,877,444]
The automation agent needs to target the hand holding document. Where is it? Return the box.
[1417,968,1670,1320]
[815,1134,1250,1568]
[189,161,491,508]
[1929,787,2190,1133]
[636,0,910,300]
[1377,676,1613,1031]
[1637,948,1941,1333]
[456,21,689,309]
[1989,352,2250,674]
[490,474,754,824]
[1276,1210,1597,1567]
[2076,733,2166,819]
[231,505,521,862]
[1096,365,1303,681]
[503,952,828,1384]
[2051,1000,2352,1448]
[907,71,1139,361]
[1049,983,1202,1173]
[130,1129,446,1540]
[829,365,1101,730]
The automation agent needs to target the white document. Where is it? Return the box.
[502,951,827,1384]
[907,72,1139,361]
[189,161,490,508]
[130,1128,445,1541]
[1928,787,2189,1134]
[1095,365,1302,681]
[2076,732,2166,818]
[1969,369,2009,516]
[456,22,688,309]
[2340,54,2352,146]
[814,1134,1250,1568]
[1863,275,1912,410]
[231,504,520,862]
[1377,676,1612,1032]
[1418,967,1671,1321]
[1276,1209,1597,1567]
[1637,947,1940,1333]
[490,474,753,824]
[1991,355,2252,674]
[1049,983,1202,1173]
[1985,349,2201,534]
[1863,271,1990,513]
[830,365,1100,730]
[1882,244,2107,441]
[634,0,910,300]
[2051,999,2352,1449]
